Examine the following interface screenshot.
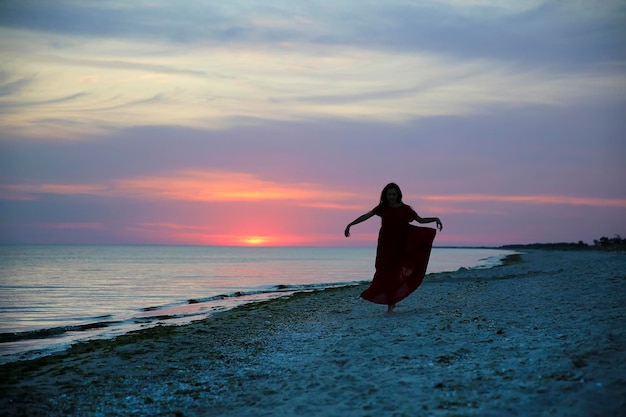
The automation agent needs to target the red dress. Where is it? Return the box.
[360,204,437,305]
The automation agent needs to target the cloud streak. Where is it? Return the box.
[3,172,624,209]
[2,34,624,139]
[2,1,623,61]
[422,194,626,208]
[45,222,106,230]
[0,170,361,206]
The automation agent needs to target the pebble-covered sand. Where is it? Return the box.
[1,250,625,416]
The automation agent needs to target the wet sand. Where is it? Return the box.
[1,250,625,416]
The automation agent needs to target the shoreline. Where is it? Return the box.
[1,250,625,416]
[0,247,513,365]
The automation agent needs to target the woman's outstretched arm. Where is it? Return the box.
[415,214,443,231]
[344,211,375,237]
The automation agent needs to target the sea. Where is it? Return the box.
[0,245,514,364]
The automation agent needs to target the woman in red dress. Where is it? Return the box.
[344,183,443,314]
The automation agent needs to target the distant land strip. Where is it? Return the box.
[499,235,625,251]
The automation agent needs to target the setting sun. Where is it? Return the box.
[240,236,271,246]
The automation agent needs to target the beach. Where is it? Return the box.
[1,250,624,416]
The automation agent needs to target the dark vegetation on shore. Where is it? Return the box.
[500,235,626,251]
[498,253,523,266]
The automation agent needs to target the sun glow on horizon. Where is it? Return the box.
[240,236,271,246]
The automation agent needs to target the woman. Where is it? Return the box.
[345,183,443,314]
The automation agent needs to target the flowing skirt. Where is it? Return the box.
[360,225,436,305]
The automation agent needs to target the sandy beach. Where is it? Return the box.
[1,249,625,416]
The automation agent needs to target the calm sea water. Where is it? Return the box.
[0,245,513,363]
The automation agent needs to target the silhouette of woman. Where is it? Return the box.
[345,183,443,314]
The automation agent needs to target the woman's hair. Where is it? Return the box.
[377,182,403,209]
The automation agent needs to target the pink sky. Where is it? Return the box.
[1,1,625,246]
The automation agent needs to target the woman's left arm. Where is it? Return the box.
[415,214,443,231]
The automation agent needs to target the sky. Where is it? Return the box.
[0,0,625,247]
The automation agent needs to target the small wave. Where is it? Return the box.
[474,254,515,269]
[1,281,364,347]
[139,282,363,314]
[0,320,122,343]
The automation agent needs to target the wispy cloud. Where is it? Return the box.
[111,170,359,203]
[3,1,622,57]
[423,194,626,208]
[40,54,209,78]
[296,202,366,211]
[0,183,107,200]
[0,170,362,206]
[2,37,624,139]
[0,75,34,97]
[45,222,106,230]
[3,175,624,210]
[0,92,87,112]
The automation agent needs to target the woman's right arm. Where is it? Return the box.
[344,211,375,237]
